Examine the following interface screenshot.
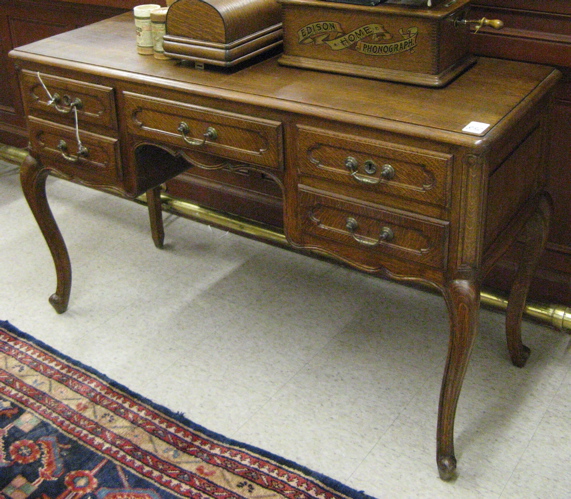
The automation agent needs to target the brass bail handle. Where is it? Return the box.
[49,93,84,114]
[345,217,394,247]
[178,122,218,147]
[345,156,395,185]
[457,17,504,33]
[57,140,89,163]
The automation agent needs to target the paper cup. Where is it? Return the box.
[134,4,161,55]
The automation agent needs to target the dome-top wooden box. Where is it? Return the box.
[163,0,283,67]
[278,0,477,86]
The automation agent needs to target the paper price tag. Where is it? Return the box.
[462,121,490,134]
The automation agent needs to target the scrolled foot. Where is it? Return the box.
[511,344,531,368]
[153,235,164,250]
[49,293,68,314]
[438,455,457,481]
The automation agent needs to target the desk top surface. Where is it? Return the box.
[11,13,559,141]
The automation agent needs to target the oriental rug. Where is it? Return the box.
[0,321,369,499]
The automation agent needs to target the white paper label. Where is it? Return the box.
[135,18,153,48]
[462,121,491,134]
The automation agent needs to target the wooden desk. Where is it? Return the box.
[9,13,560,480]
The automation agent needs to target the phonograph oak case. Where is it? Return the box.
[163,0,283,66]
[278,0,492,86]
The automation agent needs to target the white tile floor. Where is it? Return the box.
[1,159,570,497]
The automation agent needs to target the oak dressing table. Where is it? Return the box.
[9,12,561,480]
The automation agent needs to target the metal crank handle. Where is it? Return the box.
[178,122,218,146]
[457,17,504,33]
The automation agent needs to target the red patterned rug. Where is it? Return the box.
[0,321,370,499]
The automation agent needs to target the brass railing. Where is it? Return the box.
[0,144,28,165]
[2,143,569,332]
[154,192,571,333]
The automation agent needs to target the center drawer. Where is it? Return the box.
[297,125,452,209]
[124,92,283,170]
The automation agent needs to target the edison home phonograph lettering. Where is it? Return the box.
[297,21,419,56]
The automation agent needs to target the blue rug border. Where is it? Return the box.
[0,320,373,499]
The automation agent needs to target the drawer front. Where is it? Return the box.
[297,126,452,209]
[124,92,283,170]
[21,70,117,130]
[28,117,121,187]
[299,187,448,269]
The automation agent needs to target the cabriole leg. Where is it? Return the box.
[438,276,480,480]
[147,186,165,249]
[20,155,71,313]
[506,193,552,367]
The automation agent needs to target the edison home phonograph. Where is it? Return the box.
[163,0,503,86]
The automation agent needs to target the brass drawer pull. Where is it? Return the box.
[177,122,218,146]
[57,140,89,163]
[345,217,394,247]
[49,93,83,114]
[345,156,395,185]
[380,163,395,180]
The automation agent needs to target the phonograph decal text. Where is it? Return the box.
[297,22,419,56]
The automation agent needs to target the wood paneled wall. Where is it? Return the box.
[471,1,571,305]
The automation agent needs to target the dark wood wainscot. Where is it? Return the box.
[470,0,571,306]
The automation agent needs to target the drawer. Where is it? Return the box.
[124,92,283,170]
[21,70,117,131]
[297,126,452,209]
[298,187,448,269]
[28,117,121,187]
